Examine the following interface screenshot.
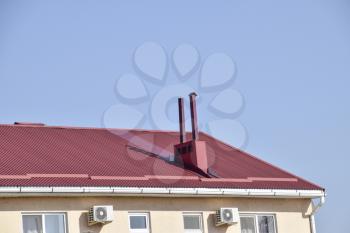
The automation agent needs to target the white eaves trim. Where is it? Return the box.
[0,186,325,198]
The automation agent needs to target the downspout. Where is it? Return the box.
[310,196,325,233]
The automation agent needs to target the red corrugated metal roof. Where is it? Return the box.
[0,124,323,190]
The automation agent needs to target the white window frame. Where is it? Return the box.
[128,212,150,233]
[182,212,204,233]
[22,212,67,233]
[240,214,277,233]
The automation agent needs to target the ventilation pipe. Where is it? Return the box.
[178,97,186,143]
[174,92,208,175]
[189,92,199,141]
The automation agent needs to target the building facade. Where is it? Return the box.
[0,195,318,233]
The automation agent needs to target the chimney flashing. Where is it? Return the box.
[174,140,208,174]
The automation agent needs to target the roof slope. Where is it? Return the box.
[0,124,323,190]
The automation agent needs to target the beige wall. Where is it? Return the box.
[0,196,313,233]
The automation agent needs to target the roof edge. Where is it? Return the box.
[0,186,325,198]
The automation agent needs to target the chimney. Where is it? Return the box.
[178,98,186,143]
[174,92,209,175]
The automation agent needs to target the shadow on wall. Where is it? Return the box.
[206,213,230,233]
[79,213,102,233]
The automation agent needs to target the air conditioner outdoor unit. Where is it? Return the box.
[88,205,114,226]
[215,208,239,226]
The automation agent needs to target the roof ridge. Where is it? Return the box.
[0,123,194,134]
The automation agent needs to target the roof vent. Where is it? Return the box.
[14,122,46,126]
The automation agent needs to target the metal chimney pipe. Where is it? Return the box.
[178,97,186,143]
[189,92,199,141]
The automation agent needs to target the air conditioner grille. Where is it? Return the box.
[214,208,239,226]
[88,205,113,226]
[95,207,107,221]
[222,208,234,222]
[88,207,94,222]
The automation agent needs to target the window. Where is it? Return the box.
[240,214,276,233]
[22,213,66,233]
[241,216,256,233]
[183,213,203,233]
[128,213,150,233]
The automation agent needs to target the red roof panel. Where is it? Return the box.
[0,124,323,190]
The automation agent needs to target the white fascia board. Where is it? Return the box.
[272,189,299,197]
[248,189,277,196]
[169,188,197,195]
[20,187,53,193]
[0,186,325,198]
[83,187,113,193]
[196,188,223,195]
[141,188,169,194]
[113,187,142,193]
[297,190,325,197]
[52,187,84,193]
[222,189,249,196]
[0,187,21,192]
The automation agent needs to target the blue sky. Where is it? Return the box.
[1,0,350,232]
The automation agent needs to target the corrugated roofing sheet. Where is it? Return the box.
[0,124,323,190]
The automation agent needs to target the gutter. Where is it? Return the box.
[0,186,325,198]
[309,196,325,233]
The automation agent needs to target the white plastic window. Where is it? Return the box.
[128,213,150,233]
[183,213,203,233]
[240,214,276,233]
[22,213,66,233]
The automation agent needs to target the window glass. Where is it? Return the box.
[23,215,43,233]
[130,215,147,229]
[258,216,275,233]
[128,213,150,233]
[183,215,201,230]
[240,216,256,233]
[22,214,66,233]
[45,215,65,233]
